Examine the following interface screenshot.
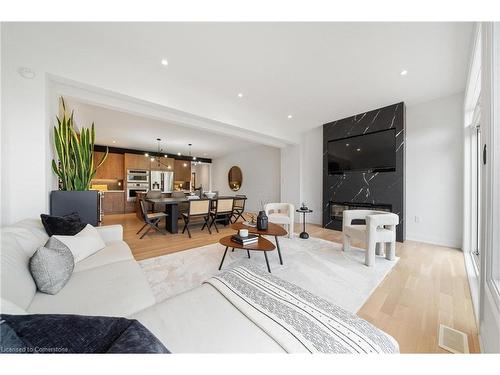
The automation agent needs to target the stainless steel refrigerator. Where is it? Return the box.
[150,171,174,193]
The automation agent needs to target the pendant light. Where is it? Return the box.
[188,143,197,161]
[146,138,171,169]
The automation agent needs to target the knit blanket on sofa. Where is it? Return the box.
[205,264,399,353]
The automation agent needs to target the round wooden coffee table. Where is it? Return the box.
[218,235,275,273]
[231,222,287,265]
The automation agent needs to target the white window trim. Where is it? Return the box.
[463,23,482,323]
[478,22,500,353]
[485,22,500,306]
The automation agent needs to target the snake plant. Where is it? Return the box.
[51,98,108,191]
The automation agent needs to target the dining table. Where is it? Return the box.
[145,195,246,234]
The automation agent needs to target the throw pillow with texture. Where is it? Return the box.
[29,237,75,295]
[40,212,86,236]
[53,224,106,263]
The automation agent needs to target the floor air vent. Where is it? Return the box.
[438,324,469,354]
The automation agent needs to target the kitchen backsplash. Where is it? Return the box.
[91,179,124,191]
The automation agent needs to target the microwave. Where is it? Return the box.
[127,169,149,183]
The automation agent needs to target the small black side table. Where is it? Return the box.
[296,209,313,239]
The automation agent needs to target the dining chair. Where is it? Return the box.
[171,191,186,198]
[136,199,168,239]
[208,190,219,210]
[145,190,162,212]
[181,199,212,238]
[171,190,188,216]
[209,198,234,233]
[230,195,246,223]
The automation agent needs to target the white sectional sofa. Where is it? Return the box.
[1,218,398,353]
[0,219,282,352]
[1,219,155,317]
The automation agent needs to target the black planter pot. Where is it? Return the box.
[50,190,100,226]
[256,210,268,231]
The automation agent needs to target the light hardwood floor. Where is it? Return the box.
[102,212,480,353]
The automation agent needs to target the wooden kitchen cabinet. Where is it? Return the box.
[150,157,175,171]
[93,152,124,180]
[174,159,191,181]
[124,153,150,171]
[102,191,125,214]
[125,200,136,214]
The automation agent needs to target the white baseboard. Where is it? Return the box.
[405,232,461,249]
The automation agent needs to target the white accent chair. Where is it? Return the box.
[342,210,399,267]
[264,203,295,238]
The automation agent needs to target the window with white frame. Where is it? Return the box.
[491,23,500,293]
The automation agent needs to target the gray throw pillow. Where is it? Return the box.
[29,237,75,295]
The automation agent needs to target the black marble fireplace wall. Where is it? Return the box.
[322,102,405,242]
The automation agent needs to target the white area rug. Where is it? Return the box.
[139,236,398,313]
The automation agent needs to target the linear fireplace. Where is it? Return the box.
[328,201,393,229]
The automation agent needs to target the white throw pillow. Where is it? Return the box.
[53,224,106,263]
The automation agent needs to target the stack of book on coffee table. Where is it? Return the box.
[231,233,258,245]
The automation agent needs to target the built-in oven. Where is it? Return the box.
[127,182,149,201]
[127,169,149,183]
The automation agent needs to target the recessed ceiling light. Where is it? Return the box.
[112,140,116,144]
[144,153,149,157]
[177,152,181,156]
[161,58,168,66]
[287,114,293,119]
[356,148,361,152]
[237,93,243,98]
[400,70,408,76]
[164,155,168,158]
[346,143,349,147]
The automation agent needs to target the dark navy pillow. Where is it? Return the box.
[0,320,26,353]
[0,314,169,354]
[40,212,86,236]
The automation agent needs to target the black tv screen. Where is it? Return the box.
[327,129,396,174]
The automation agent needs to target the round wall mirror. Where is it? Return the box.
[228,166,243,191]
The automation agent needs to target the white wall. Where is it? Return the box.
[299,127,323,224]
[1,24,52,224]
[211,145,281,213]
[280,144,301,220]
[406,93,464,248]
[0,24,2,227]
[280,130,324,226]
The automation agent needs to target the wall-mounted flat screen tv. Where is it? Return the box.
[327,129,396,174]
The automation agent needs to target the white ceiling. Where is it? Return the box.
[5,22,474,144]
[64,98,259,158]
